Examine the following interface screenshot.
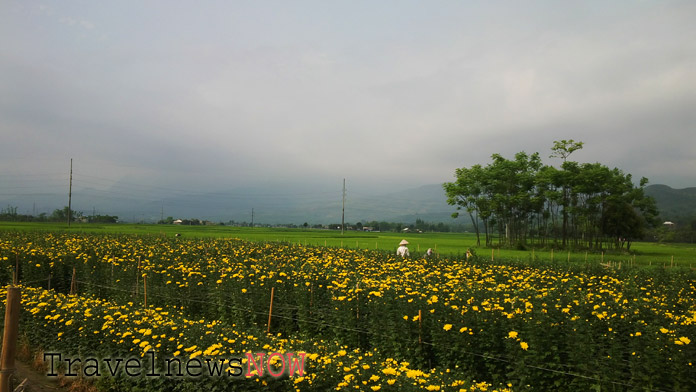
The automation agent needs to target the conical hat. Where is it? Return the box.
[399,240,409,245]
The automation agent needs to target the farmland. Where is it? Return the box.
[0,226,695,391]
[1,222,695,268]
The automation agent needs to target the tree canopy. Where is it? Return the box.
[444,141,658,250]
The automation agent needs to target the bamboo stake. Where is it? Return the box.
[136,256,141,296]
[0,286,21,392]
[70,267,76,295]
[267,287,275,334]
[418,309,422,344]
[14,255,18,285]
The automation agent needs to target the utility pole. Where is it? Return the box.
[341,178,346,235]
[68,158,73,227]
[251,208,254,228]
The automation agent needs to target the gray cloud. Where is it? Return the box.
[2,0,695,205]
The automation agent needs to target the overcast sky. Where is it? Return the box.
[2,1,695,200]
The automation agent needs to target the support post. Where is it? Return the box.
[267,287,275,334]
[0,286,21,392]
[418,309,422,345]
[70,267,76,295]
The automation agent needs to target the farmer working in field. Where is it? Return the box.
[396,239,410,257]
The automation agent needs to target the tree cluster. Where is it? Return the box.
[0,205,117,223]
[444,141,659,250]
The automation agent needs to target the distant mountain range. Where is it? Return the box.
[644,184,696,221]
[1,183,458,225]
[3,183,695,225]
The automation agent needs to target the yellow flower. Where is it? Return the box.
[508,331,518,339]
[443,324,452,331]
[520,341,529,350]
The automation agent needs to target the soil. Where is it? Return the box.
[10,360,69,392]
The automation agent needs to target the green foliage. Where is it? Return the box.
[444,141,658,250]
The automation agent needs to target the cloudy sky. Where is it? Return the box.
[2,1,696,202]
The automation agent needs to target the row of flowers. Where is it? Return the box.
[1,231,695,390]
[6,285,508,392]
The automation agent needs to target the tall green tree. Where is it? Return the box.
[549,140,584,247]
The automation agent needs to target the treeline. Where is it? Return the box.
[0,205,118,223]
[444,140,658,251]
[306,219,470,233]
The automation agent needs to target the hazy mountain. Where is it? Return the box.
[6,183,693,226]
[0,183,460,225]
[644,184,696,221]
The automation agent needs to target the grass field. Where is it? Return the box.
[1,221,694,268]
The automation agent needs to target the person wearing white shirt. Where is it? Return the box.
[396,239,410,257]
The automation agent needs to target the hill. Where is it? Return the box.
[644,184,696,221]
[0,183,461,225]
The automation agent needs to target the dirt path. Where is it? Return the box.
[11,360,69,392]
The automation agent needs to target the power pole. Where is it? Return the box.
[341,178,346,235]
[68,158,73,227]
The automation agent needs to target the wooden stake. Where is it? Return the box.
[491,248,494,262]
[267,287,275,334]
[136,256,141,296]
[70,267,76,295]
[567,251,570,263]
[671,256,674,268]
[418,309,422,344]
[0,286,21,392]
[144,275,147,307]
[551,248,554,262]
[14,255,18,285]
[309,284,313,316]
